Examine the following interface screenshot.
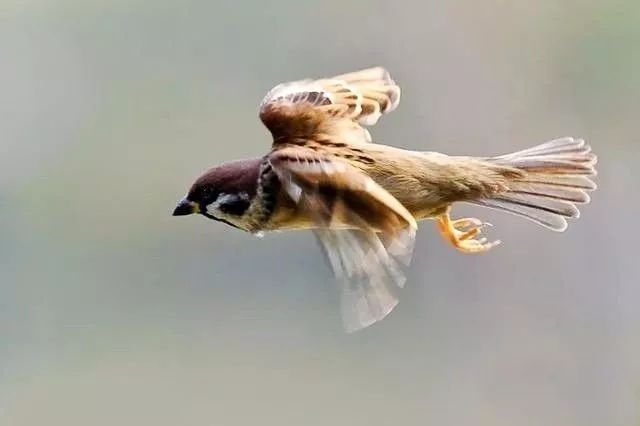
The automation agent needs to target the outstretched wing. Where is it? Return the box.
[268,146,417,332]
[259,67,401,145]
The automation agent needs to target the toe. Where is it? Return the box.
[458,228,481,241]
[452,218,483,230]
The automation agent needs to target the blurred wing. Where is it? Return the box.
[315,227,416,332]
[259,67,401,145]
[268,147,417,332]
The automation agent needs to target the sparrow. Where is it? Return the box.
[173,67,597,332]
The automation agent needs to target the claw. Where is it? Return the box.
[437,213,500,254]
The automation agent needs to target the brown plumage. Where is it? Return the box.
[173,67,598,332]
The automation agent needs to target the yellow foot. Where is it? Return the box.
[437,214,501,254]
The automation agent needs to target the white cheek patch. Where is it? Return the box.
[205,203,218,217]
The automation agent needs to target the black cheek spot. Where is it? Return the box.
[219,198,251,216]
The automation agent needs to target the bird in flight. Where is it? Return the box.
[173,67,597,332]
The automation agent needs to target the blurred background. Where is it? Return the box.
[1,1,639,425]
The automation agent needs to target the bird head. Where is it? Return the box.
[172,158,261,230]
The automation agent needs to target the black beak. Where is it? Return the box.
[172,197,198,216]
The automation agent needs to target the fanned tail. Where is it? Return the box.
[473,137,597,231]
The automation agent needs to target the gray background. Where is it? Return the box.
[1,1,639,425]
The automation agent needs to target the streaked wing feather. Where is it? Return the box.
[269,147,417,332]
[269,147,417,231]
[259,67,401,145]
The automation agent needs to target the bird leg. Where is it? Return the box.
[436,210,500,254]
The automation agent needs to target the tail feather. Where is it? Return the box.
[507,181,591,203]
[493,137,593,158]
[472,198,570,231]
[473,137,597,232]
[518,174,596,190]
